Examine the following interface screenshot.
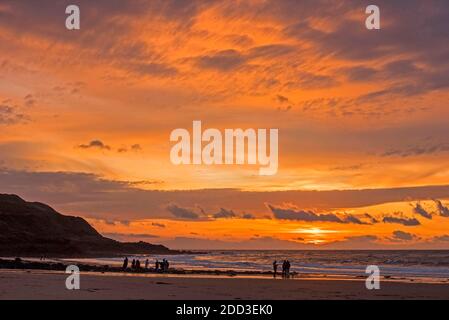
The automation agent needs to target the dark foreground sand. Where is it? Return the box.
[1,269,449,300]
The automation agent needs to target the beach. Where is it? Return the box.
[1,269,449,300]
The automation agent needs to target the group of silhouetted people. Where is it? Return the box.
[155,259,169,273]
[122,257,169,273]
[272,260,291,278]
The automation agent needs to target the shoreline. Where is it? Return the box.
[2,257,449,285]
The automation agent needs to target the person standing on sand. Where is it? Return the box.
[155,259,159,272]
[285,260,291,278]
[145,259,149,270]
[273,260,278,278]
[131,259,136,270]
[122,257,128,270]
[281,260,286,278]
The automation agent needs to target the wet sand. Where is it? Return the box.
[1,269,449,300]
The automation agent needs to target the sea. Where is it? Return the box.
[70,250,449,281]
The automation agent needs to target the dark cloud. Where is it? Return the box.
[0,103,28,125]
[247,44,295,59]
[166,204,201,220]
[117,144,144,153]
[412,203,432,219]
[213,208,236,219]
[223,34,254,47]
[276,94,289,104]
[103,232,160,242]
[382,142,449,158]
[242,213,255,219]
[343,215,370,225]
[268,204,342,223]
[152,222,166,228]
[127,62,178,77]
[286,72,337,90]
[194,44,296,72]
[78,140,111,150]
[282,0,449,101]
[268,204,368,224]
[342,66,377,82]
[364,213,379,224]
[434,200,449,217]
[105,232,159,239]
[131,144,142,151]
[383,216,421,226]
[126,180,164,187]
[326,235,380,249]
[391,230,418,241]
[23,94,36,107]
[433,235,449,242]
[195,49,248,72]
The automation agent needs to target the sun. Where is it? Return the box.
[293,227,339,235]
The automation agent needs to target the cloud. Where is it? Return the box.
[127,62,178,77]
[342,66,377,82]
[325,235,380,249]
[364,213,379,224]
[131,144,142,151]
[267,204,368,224]
[391,230,418,242]
[382,142,449,158]
[434,200,449,217]
[152,222,166,228]
[194,44,295,72]
[195,49,248,72]
[241,213,255,219]
[247,44,295,59]
[412,203,432,219]
[0,103,28,125]
[166,204,201,220]
[126,180,164,187]
[117,144,144,153]
[342,215,371,225]
[268,204,342,223]
[276,94,289,104]
[78,140,111,150]
[213,208,236,219]
[103,232,160,242]
[383,216,421,226]
[432,235,449,242]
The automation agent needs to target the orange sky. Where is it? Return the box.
[1,0,449,249]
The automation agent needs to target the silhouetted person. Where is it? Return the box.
[285,260,291,278]
[155,260,160,272]
[145,259,149,270]
[123,257,128,270]
[166,259,170,271]
[281,260,287,278]
[273,260,278,278]
[136,259,141,270]
[131,259,136,270]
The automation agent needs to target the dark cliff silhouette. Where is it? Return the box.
[0,194,173,257]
